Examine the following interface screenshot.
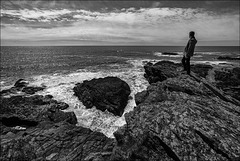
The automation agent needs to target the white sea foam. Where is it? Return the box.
[195,52,223,55]
[29,59,149,138]
[191,61,231,66]
[154,52,202,58]
[153,52,182,58]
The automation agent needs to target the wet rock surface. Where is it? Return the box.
[73,76,131,116]
[0,79,45,96]
[110,61,240,161]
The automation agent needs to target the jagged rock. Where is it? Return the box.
[135,91,148,106]
[143,61,240,102]
[0,94,76,135]
[0,121,114,161]
[73,77,131,116]
[191,64,213,78]
[1,83,114,161]
[2,62,240,161]
[214,67,240,101]
[1,79,45,96]
[144,61,180,84]
[110,62,240,161]
[22,86,45,95]
[14,79,29,88]
[57,102,70,110]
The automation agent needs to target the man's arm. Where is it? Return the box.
[187,39,197,56]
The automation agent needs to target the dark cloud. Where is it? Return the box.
[1,1,239,12]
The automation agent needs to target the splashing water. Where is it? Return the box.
[29,59,149,138]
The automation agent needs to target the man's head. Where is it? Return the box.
[189,31,195,38]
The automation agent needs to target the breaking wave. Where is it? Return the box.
[27,59,150,138]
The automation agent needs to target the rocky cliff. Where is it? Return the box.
[1,61,240,161]
[110,61,240,161]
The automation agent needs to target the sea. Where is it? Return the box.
[1,46,239,137]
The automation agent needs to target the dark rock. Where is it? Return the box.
[73,77,131,116]
[191,64,213,78]
[162,52,179,55]
[144,61,180,84]
[1,79,45,96]
[144,61,214,82]
[217,56,240,60]
[2,62,240,161]
[0,82,114,161]
[46,106,77,125]
[0,121,114,161]
[214,67,240,101]
[0,94,77,134]
[110,71,240,161]
[0,116,38,127]
[45,94,53,99]
[143,60,240,102]
[14,79,29,88]
[57,102,69,110]
[22,86,45,95]
[135,91,148,105]
[0,87,20,95]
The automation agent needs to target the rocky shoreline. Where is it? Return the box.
[1,61,240,161]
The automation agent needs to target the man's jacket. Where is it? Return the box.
[184,37,197,58]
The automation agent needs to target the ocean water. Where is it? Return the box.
[0,46,239,137]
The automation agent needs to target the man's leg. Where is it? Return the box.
[182,56,187,71]
[186,57,191,74]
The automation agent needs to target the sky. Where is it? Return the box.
[1,0,239,46]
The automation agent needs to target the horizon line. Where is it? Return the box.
[1,45,240,47]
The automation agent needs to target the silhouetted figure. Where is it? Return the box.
[182,31,197,74]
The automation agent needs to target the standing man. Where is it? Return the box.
[182,31,197,75]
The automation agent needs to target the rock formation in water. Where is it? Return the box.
[1,79,45,96]
[73,77,131,116]
[162,52,179,55]
[217,56,240,60]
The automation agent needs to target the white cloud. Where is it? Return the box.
[1,8,72,21]
[1,7,239,45]
[0,7,208,23]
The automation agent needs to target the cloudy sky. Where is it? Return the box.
[1,0,239,46]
